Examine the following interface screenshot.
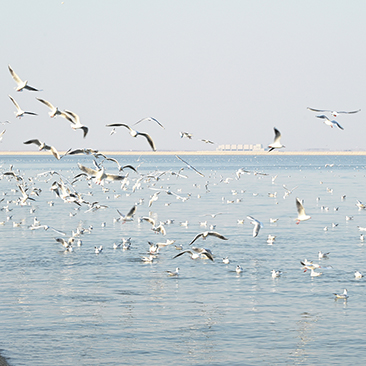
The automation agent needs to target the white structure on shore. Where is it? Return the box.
[216,144,264,152]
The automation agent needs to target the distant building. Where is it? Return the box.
[217,144,264,152]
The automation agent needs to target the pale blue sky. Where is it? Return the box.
[1,0,366,152]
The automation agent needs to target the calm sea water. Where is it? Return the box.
[1,154,366,365]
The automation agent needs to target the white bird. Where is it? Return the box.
[316,115,344,130]
[318,251,330,259]
[64,110,89,138]
[354,270,363,279]
[222,257,230,264]
[106,123,156,151]
[189,231,228,246]
[307,107,361,117]
[9,95,37,118]
[180,131,193,139]
[333,289,349,299]
[296,198,311,224]
[0,129,6,142]
[310,268,322,277]
[133,116,165,129]
[247,215,263,237]
[116,205,137,223]
[236,265,243,274]
[271,269,282,278]
[95,245,103,254]
[8,65,40,91]
[23,139,64,160]
[36,98,74,121]
[268,127,285,152]
[356,200,366,209]
[166,267,179,277]
[76,163,125,185]
[173,247,214,261]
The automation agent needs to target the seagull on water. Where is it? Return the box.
[271,269,282,278]
[166,267,179,277]
[9,95,37,118]
[8,65,40,91]
[333,289,349,299]
[106,123,156,151]
[354,270,363,279]
[236,265,243,274]
[268,127,285,152]
[296,198,311,224]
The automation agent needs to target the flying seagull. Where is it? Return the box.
[307,107,361,117]
[247,215,263,237]
[316,115,344,130]
[176,155,204,177]
[23,139,65,160]
[77,163,125,185]
[189,231,228,246]
[106,123,156,151]
[268,127,284,152]
[296,197,311,224]
[8,64,40,91]
[9,95,37,118]
[133,117,165,129]
[36,98,74,122]
[64,110,89,138]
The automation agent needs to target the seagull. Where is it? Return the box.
[310,268,322,277]
[166,267,179,277]
[180,131,193,139]
[77,163,125,185]
[307,107,361,117]
[36,98,74,121]
[247,215,263,237]
[0,129,6,142]
[318,251,330,259]
[222,257,230,264]
[63,110,89,138]
[236,265,243,274]
[9,95,37,118]
[8,65,40,91]
[189,231,228,245]
[106,123,156,151]
[23,139,65,160]
[354,270,363,279]
[271,269,282,278]
[333,289,349,300]
[173,247,214,261]
[133,116,165,129]
[116,205,137,223]
[296,198,311,224]
[316,115,344,130]
[175,155,204,177]
[95,245,103,254]
[268,127,285,152]
[200,139,214,144]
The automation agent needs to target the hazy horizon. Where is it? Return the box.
[1,1,366,153]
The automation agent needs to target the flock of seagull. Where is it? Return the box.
[1,64,364,303]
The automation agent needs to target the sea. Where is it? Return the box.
[0,153,366,366]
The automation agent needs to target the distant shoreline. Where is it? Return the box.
[0,150,366,156]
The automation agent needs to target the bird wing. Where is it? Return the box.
[104,172,125,181]
[106,123,131,131]
[134,117,165,129]
[36,98,55,110]
[296,198,306,215]
[176,155,204,177]
[8,65,22,85]
[172,250,191,259]
[307,107,330,113]
[189,233,203,245]
[334,121,344,130]
[77,163,98,177]
[23,139,42,147]
[63,110,80,124]
[137,132,156,151]
[142,216,156,226]
[80,126,89,138]
[126,205,137,218]
[336,109,361,114]
[208,232,228,240]
[273,128,281,143]
[8,95,20,110]
[50,146,60,160]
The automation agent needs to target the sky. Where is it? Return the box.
[1,0,366,152]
